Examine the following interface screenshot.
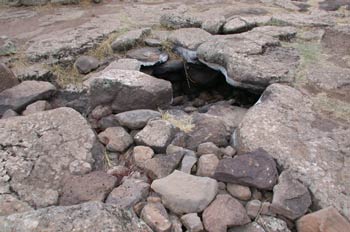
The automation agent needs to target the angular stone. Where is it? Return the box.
[86,69,172,113]
[143,152,184,180]
[126,47,168,66]
[135,119,175,153]
[0,194,33,217]
[106,178,150,209]
[74,55,99,74]
[213,149,278,190]
[1,109,18,119]
[97,115,120,130]
[271,171,312,220]
[68,160,92,175]
[246,200,262,219]
[197,142,221,156]
[0,63,18,93]
[115,109,161,130]
[160,13,201,29]
[168,28,212,50]
[0,107,102,209]
[98,127,133,152]
[0,80,56,116]
[59,171,117,206]
[90,105,112,120]
[181,213,204,232]
[196,154,219,177]
[22,100,51,115]
[223,16,271,34]
[151,170,218,214]
[111,28,151,52]
[236,83,350,219]
[170,214,183,232]
[104,58,141,71]
[141,202,172,232]
[229,222,265,232]
[203,194,251,232]
[297,207,350,232]
[227,183,251,201]
[180,153,197,174]
[256,216,291,232]
[133,146,154,168]
[201,16,226,34]
[0,202,152,232]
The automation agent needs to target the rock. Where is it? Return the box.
[143,152,184,179]
[104,58,141,71]
[152,60,185,82]
[0,81,56,116]
[86,69,172,113]
[0,194,33,216]
[223,16,271,34]
[213,148,278,190]
[0,201,152,232]
[197,142,221,156]
[133,146,154,168]
[115,109,161,130]
[160,12,201,29]
[196,154,219,177]
[180,152,197,174]
[197,27,299,90]
[221,146,237,157]
[227,183,251,201]
[68,160,92,175]
[59,171,117,206]
[229,222,265,232]
[134,119,175,153]
[0,63,18,93]
[20,0,48,5]
[1,109,18,119]
[236,84,350,219]
[126,47,168,66]
[297,207,350,232]
[22,100,51,115]
[181,213,204,232]
[111,28,151,52]
[14,63,56,83]
[74,55,99,74]
[141,202,172,232]
[151,170,218,214]
[256,216,291,232]
[0,38,16,56]
[246,200,262,219]
[106,178,150,209]
[170,214,183,232]
[271,171,311,220]
[203,194,251,232]
[201,16,226,34]
[144,38,162,47]
[97,115,120,130]
[90,105,112,120]
[0,107,102,209]
[98,127,133,152]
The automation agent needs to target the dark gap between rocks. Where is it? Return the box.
[141,60,261,109]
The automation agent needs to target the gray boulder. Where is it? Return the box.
[98,127,133,152]
[160,13,201,29]
[111,28,151,52]
[86,69,172,113]
[74,55,99,74]
[0,201,151,232]
[0,107,102,210]
[0,80,56,116]
[0,63,18,93]
[115,109,161,130]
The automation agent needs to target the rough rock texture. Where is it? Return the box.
[59,171,117,206]
[141,202,172,232]
[223,16,271,34]
[135,120,175,153]
[214,149,278,190]
[297,207,350,232]
[98,127,133,152]
[229,222,265,232]
[160,13,201,29]
[181,213,204,232]
[0,194,33,216]
[256,216,291,232]
[74,55,99,74]
[271,171,312,220]
[196,154,219,177]
[133,146,154,168]
[0,107,102,209]
[151,170,218,214]
[22,100,51,115]
[0,63,18,93]
[111,28,151,52]
[0,81,56,116]
[237,83,350,219]
[203,194,251,232]
[104,59,141,71]
[115,109,161,130]
[0,201,152,232]
[86,69,172,113]
[197,26,299,89]
[126,47,168,66]
[0,109,18,119]
[106,178,150,209]
[227,183,251,201]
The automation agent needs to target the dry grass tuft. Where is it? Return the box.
[50,64,83,86]
[161,111,195,133]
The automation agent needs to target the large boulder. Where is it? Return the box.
[0,107,102,211]
[151,170,218,214]
[0,80,56,116]
[0,63,18,93]
[197,26,299,90]
[0,201,152,232]
[236,83,350,219]
[86,69,172,113]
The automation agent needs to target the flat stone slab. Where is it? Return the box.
[0,201,152,232]
[0,107,102,210]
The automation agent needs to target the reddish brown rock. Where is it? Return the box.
[297,207,350,232]
[0,63,18,93]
